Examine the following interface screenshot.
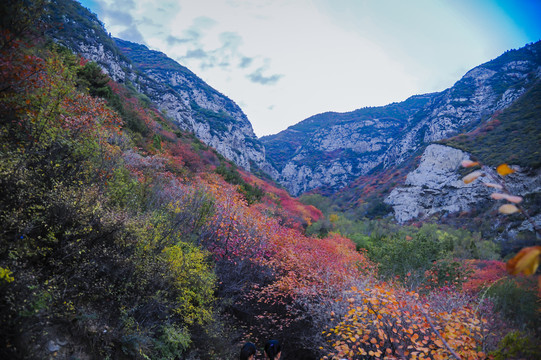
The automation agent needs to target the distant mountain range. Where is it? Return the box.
[262,41,541,196]
[48,0,540,236]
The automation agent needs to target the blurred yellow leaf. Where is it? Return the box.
[490,193,506,200]
[461,160,479,168]
[484,182,503,189]
[506,246,541,276]
[491,193,523,203]
[496,164,515,176]
[498,204,519,214]
[463,171,483,184]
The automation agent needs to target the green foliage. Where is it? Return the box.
[299,193,334,215]
[443,80,541,169]
[162,243,216,325]
[215,164,264,204]
[490,330,541,360]
[46,0,129,63]
[305,217,332,238]
[76,61,112,98]
[369,231,444,280]
[106,166,145,210]
[154,324,191,360]
[331,221,500,282]
[190,101,236,136]
[0,38,220,359]
[485,278,541,331]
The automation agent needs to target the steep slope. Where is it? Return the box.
[46,0,275,175]
[261,94,434,195]
[383,42,541,167]
[264,41,541,196]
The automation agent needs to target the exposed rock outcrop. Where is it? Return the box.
[385,144,541,237]
[384,144,490,223]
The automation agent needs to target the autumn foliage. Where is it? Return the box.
[1,7,540,359]
[324,285,488,360]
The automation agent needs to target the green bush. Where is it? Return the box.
[369,232,444,280]
[154,324,191,360]
[485,278,540,331]
[490,330,541,360]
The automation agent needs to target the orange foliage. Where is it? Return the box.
[325,285,488,360]
[263,231,374,300]
[463,260,507,294]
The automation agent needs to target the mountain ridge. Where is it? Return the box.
[263,41,541,196]
[47,0,276,176]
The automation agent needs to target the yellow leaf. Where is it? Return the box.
[463,171,483,184]
[497,164,515,176]
[491,193,523,203]
[506,246,541,276]
[505,195,523,203]
[461,160,479,168]
[498,204,519,214]
[484,182,503,189]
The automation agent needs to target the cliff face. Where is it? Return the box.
[263,42,541,196]
[261,95,434,195]
[385,144,541,246]
[384,144,491,224]
[47,0,275,175]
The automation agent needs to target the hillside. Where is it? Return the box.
[261,94,434,195]
[1,1,540,359]
[442,79,541,169]
[0,2,334,358]
[263,41,541,197]
[46,0,275,175]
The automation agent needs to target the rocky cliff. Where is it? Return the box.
[385,144,491,224]
[47,0,275,174]
[385,144,541,247]
[263,42,541,196]
[261,95,434,195]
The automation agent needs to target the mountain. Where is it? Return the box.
[46,0,540,234]
[261,95,433,195]
[262,41,541,197]
[46,0,276,176]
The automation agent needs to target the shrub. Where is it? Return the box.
[485,278,540,331]
[154,324,191,360]
[422,258,472,291]
[490,330,541,360]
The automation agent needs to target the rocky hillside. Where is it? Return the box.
[261,95,434,195]
[46,0,275,175]
[263,41,541,196]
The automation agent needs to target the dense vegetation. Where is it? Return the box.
[1,1,540,359]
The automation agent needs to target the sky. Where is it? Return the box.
[77,0,541,137]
